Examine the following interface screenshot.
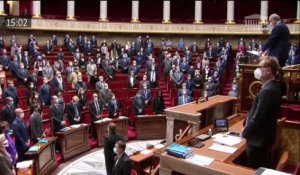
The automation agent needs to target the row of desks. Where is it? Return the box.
[24,114,167,175]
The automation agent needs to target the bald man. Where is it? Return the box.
[262,13,290,67]
[50,96,65,133]
[11,108,30,161]
[67,96,82,125]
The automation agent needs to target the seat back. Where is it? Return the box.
[276,151,289,172]
[271,117,286,153]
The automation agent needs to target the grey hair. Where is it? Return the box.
[269,13,281,21]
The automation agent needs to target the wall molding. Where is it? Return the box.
[7,19,300,35]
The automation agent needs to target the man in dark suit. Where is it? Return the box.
[2,80,19,108]
[39,78,52,106]
[139,74,150,90]
[52,72,65,93]
[50,95,66,134]
[148,65,158,88]
[140,84,151,106]
[104,123,124,175]
[178,90,192,105]
[100,83,112,107]
[262,14,290,67]
[0,49,11,70]
[242,56,281,169]
[11,108,30,161]
[1,97,16,127]
[67,96,82,125]
[30,104,44,143]
[111,140,132,175]
[171,66,184,88]
[16,63,29,86]
[108,93,119,119]
[133,91,145,115]
[89,93,103,139]
[127,70,136,88]
[128,60,140,76]
[21,51,30,69]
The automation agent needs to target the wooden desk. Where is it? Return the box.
[130,146,162,174]
[165,95,237,144]
[25,137,57,175]
[159,113,255,175]
[94,117,128,147]
[55,124,90,161]
[135,115,166,140]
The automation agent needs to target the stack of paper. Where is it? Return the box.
[140,149,153,155]
[213,135,242,146]
[119,116,128,119]
[208,143,237,154]
[16,160,33,169]
[185,155,214,166]
[154,144,165,149]
[70,124,80,128]
[60,127,71,132]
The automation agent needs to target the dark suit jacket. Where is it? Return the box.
[108,100,119,118]
[262,22,290,67]
[2,87,19,108]
[111,153,132,175]
[21,56,30,68]
[30,112,43,141]
[0,152,14,175]
[50,104,65,132]
[67,102,82,125]
[16,68,29,82]
[52,77,65,92]
[1,106,16,126]
[243,80,281,148]
[11,118,30,155]
[39,84,52,105]
[133,96,145,115]
[104,133,124,175]
[89,100,103,122]
[178,95,192,105]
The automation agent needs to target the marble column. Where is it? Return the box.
[162,0,171,23]
[66,1,76,20]
[131,1,140,22]
[260,1,268,24]
[166,117,175,145]
[32,0,42,18]
[99,1,108,22]
[225,1,235,24]
[295,1,300,23]
[194,1,203,24]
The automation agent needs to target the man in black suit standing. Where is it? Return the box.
[262,14,290,67]
[11,108,30,161]
[1,97,16,127]
[111,140,132,175]
[89,93,103,139]
[104,123,124,175]
[50,95,66,134]
[242,56,281,169]
[67,96,82,125]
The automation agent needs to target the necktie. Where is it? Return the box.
[95,101,100,115]
[151,71,155,82]
[74,103,79,117]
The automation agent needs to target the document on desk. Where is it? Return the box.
[185,155,214,166]
[254,168,292,175]
[213,135,242,146]
[16,160,33,169]
[141,149,153,155]
[209,143,237,154]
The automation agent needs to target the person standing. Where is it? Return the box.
[111,140,132,175]
[11,108,30,162]
[104,123,124,175]
[261,14,290,67]
[242,56,281,169]
[30,104,44,143]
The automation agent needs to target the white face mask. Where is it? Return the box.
[113,147,118,154]
[20,113,24,119]
[254,68,262,80]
